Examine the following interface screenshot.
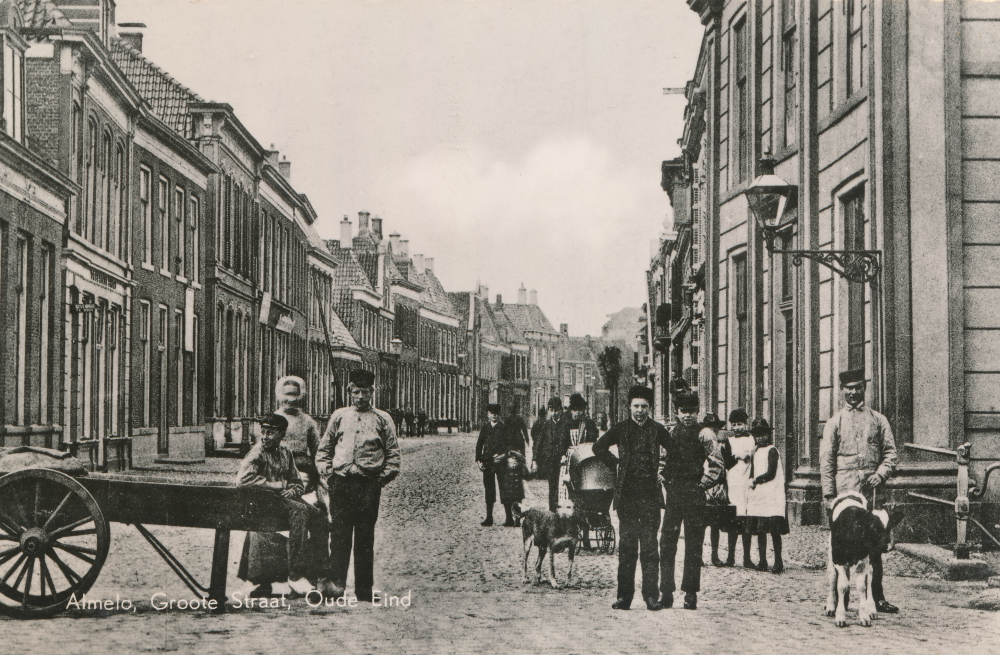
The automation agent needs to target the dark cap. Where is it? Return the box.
[839,368,865,386]
[259,412,288,432]
[547,396,563,410]
[675,391,699,411]
[485,403,502,415]
[349,369,376,388]
[628,385,655,404]
[728,408,749,424]
[702,413,726,429]
[568,393,588,411]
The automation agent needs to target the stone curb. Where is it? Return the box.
[896,543,995,581]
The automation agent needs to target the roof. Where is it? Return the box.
[356,252,380,289]
[326,244,376,296]
[490,303,527,345]
[417,269,458,320]
[498,303,557,335]
[109,36,204,137]
[16,0,71,29]
[447,292,471,329]
[326,308,361,351]
[561,337,598,363]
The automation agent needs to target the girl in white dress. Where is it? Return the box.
[746,418,789,573]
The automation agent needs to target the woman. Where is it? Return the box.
[746,417,789,573]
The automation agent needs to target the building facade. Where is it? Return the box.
[664,0,1000,540]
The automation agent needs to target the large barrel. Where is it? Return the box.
[568,443,616,491]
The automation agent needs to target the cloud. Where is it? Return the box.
[383,136,668,334]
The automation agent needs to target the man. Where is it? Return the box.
[275,376,321,492]
[236,413,328,597]
[416,409,428,438]
[531,397,572,512]
[475,403,525,527]
[820,368,900,614]
[658,392,723,610]
[316,369,401,602]
[668,371,691,415]
[565,393,599,445]
[404,407,415,438]
[592,385,669,611]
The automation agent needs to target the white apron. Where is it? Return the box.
[745,445,786,518]
[727,435,756,516]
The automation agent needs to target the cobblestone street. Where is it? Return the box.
[4,435,999,655]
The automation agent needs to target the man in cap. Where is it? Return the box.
[316,369,401,602]
[820,368,899,613]
[566,393,599,445]
[236,412,328,597]
[531,396,572,512]
[275,375,321,493]
[592,385,669,611]
[475,403,525,527]
[658,391,723,610]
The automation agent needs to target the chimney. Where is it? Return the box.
[117,24,146,52]
[560,324,569,335]
[371,216,383,241]
[529,289,538,305]
[413,254,425,273]
[480,283,489,300]
[358,211,371,234]
[517,283,527,304]
[265,144,279,167]
[425,257,434,274]
[279,156,291,180]
[399,239,409,257]
[389,232,401,254]
[340,216,352,249]
[496,294,503,307]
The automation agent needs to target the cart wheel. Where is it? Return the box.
[0,469,109,618]
[598,525,616,555]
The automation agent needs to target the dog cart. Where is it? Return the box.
[565,443,616,554]
[0,466,296,619]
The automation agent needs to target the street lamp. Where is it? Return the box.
[745,156,881,285]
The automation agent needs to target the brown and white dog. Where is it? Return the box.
[825,492,904,627]
[518,505,583,588]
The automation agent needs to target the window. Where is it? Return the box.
[158,177,169,271]
[844,188,866,369]
[140,167,151,264]
[40,245,52,424]
[117,146,127,260]
[15,236,28,424]
[190,196,200,283]
[734,254,750,408]
[158,305,167,351]
[176,309,184,425]
[139,300,151,427]
[3,40,23,142]
[733,17,751,183]
[175,187,185,276]
[846,0,865,97]
[85,119,97,239]
[781,0,798,148]
[103,132,113,252]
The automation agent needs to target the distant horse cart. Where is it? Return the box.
[0,467,294,618]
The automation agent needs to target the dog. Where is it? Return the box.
[825,491,904,627]
[518,505,583,588]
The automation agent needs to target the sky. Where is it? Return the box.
[115,0,705,336]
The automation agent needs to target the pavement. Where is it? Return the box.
[4,433,1000,655]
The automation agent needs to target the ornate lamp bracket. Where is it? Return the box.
[770,243,882,285]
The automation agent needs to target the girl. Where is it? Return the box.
[700,413,736,566]
[724,408,756,567]
[746,418,789,573]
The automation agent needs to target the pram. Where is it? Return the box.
[564,442,616,554]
